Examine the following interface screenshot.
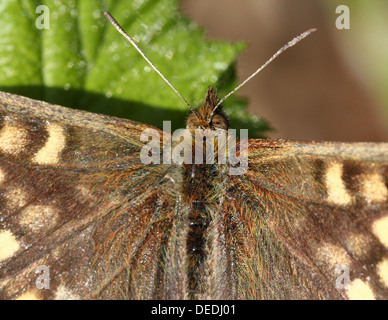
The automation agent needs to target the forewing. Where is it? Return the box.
[0,91,185,299]
[219,139,388,299]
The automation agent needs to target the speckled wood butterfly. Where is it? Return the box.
[0,11,387,300]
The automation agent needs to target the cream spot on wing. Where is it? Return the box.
[377,258,388,288]
[5,185,28,208]
[360,172,388,203]
[372,216,388,247]
[345,233,371,257]
[317,243,351,268]
[55,285,80,300]
[19,205,58,233]
[325,162,352,205]
[0,229,20,261]
[0,123,28,154]
[347,279,375,300]
[0,167,5,184]
[33,123,66,165]
[15,290,40,300]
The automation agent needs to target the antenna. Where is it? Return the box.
[209,28,317,119]
[104,12,197,114]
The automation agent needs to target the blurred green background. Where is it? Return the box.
[0,0,387,141]
[0,0,267,137]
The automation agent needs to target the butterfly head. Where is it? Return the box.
[186,87,229,132]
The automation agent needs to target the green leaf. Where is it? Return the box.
[0,0,268,136]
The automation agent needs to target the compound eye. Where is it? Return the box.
[211,114,229,129]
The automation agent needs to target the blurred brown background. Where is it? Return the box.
[181,0,388,142]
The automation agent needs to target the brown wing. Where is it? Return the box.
[0,91,187,299]
[215,139,388,299]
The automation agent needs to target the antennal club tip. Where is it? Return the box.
[103,11,113,21]
[103,11,196,114]
[211,27,317,114]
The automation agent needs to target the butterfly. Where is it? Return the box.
[0,12,387,300]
